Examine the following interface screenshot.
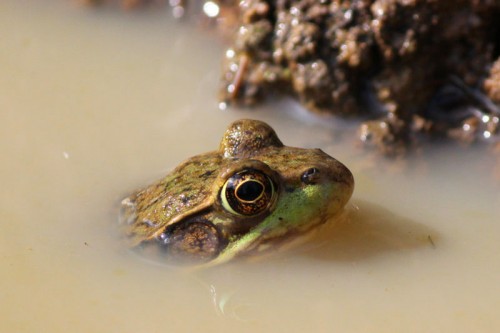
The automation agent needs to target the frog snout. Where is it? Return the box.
[327,159,354,208]
[333,160,354,189]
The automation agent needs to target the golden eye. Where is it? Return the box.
[221,168,276,216]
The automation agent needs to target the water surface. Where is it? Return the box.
[1,1,499,332]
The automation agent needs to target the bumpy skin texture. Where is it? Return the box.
[120,119,354,265]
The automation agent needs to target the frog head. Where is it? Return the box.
[120,119,354,266]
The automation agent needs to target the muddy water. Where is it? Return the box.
[1,1,499,332]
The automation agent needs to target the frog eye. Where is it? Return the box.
[221,169,276,216]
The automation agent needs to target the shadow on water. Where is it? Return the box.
[192,199,440,320]
[302,199,439,262]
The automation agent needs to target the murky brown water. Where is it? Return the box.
[1,1,500,332]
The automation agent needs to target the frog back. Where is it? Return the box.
[121,151,224,245]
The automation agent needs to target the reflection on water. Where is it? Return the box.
[1,1,500,332]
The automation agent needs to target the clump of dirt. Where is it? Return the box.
[219,0,500,154]
[84,0,500,154]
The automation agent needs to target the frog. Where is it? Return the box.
[119,119,354,266]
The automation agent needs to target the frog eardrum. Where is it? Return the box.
[159,218,222,262]
[220,168,277,217]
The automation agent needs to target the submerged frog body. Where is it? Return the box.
[120,119,354,265]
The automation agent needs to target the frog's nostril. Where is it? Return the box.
[301,167,321,185]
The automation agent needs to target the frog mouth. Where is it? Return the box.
[210,210,346,266]
[242,217,325,256]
